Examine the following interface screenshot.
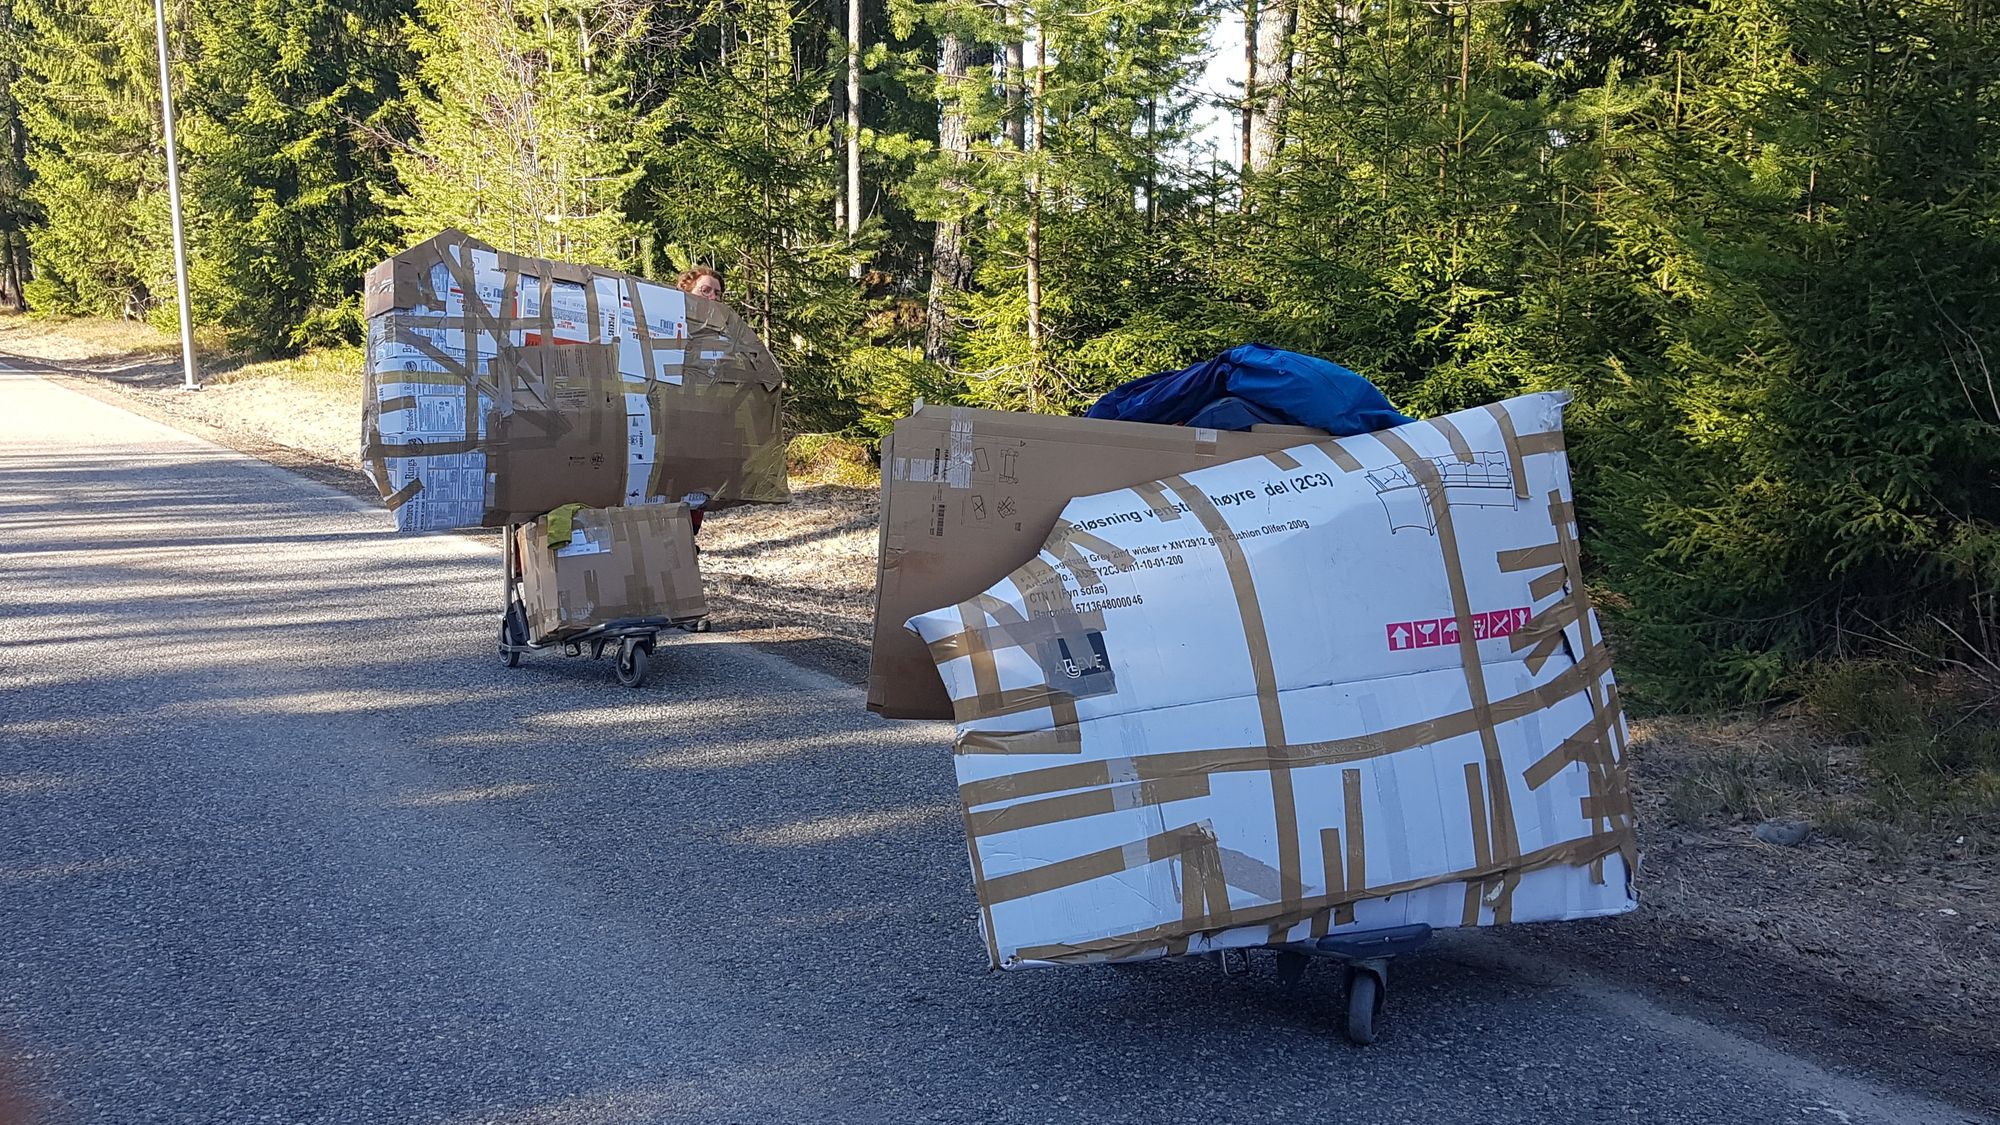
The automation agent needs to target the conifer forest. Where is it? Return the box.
[2,0,1998,720]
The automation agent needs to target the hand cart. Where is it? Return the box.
[1212,923,1434,1045]
[496,521,710,688]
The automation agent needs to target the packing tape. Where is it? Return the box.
[1522,717,1610,790]
[1433,416,1478,465]
[1517,430,1565,457]
[1264,449,1302,471]
[1528,564,1569,602]
[1374,428,1522,915]
[926,611,1108,667]
[1545,488,1636,874]
[1008,830,1631,965]
[963,772,1209,838]
[979,822,1215,905]
[1482,402,1532,500]
[1322,440,1365,473]
[957,643,1615,808]
[1497,542,1566,573]
[1160,473,1304,914]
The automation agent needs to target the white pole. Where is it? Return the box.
[151,0,199,390]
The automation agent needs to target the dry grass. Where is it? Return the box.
[0,311,191,361]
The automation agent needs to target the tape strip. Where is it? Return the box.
[1161,474,1303,913]
[1516,430,1565,457]
[1528,565,1569,602]
[1523,719,1608,789]
[980,823,1208,905]
[1130,480,1181,521]
[1323,441,1365,473]
[1497,543,1565,572]
[1433,416,1477,464]
[1009,831,1631,964]
[1374,429,1522,892]
[1264,449,1302,470]
[965,773,1211,837]
[1482,402,1532,499]
[957,644,1615,807]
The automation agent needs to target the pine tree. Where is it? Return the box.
[11,0,173,319]
[390,0,642,264]
[639,0,872,429]
[181,0,416,352]
[0,0,35,310]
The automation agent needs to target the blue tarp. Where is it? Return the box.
[1084,343,1413,437]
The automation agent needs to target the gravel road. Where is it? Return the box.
[0,363,1988,1125]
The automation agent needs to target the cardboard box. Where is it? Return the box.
[361,230,788,533]
[904,392,1637,968]
[869,407,1344,719]
[515,503,706,641]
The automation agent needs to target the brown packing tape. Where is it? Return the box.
[979,823,1216,905]
[1342,768,1367,904]
[1497,543,1566,573]
[1373,428,1522,903]
[964,772,1210,838]
[958,643,1616,808]
[1161,474,1304,915]
[1179,825,1229,930]
[1546,488,1635,871]
[1322,440,1365,473]
[1517,430,1566,457]
[926,611,1108,666]
[1433,416,1478,465]
[1482,402,1532,500]
[1528,565,1569,603]
[998,561,1087,744]
[1522,717,1610,790]
[955,725,1091,755]
[382,477,423,513]
[1462,762,1493,927]
[960,803,1007,969]
[1009,830,1632,965]
[1264,449,1302,471]
[1130,480,1181,520]
[1312,827,1344,938]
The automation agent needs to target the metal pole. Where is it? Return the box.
[151,0,199,390]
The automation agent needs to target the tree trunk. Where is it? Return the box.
[846,0,862,237]
[1004,2,1025,149]
[1249,0,1293,170]
[1241,0,1256,173]
[1025,25,1045,393]
[925,32,978,365]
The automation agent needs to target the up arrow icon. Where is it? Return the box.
[1389,625,1412,650]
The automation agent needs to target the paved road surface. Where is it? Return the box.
[0,365,1987,1125]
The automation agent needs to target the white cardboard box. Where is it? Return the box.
[905,392,1637,969]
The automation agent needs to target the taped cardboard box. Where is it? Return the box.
[360,229,788,533]
[904,392,1637,969]
[869,407,1341,720]
[515,503,706,642]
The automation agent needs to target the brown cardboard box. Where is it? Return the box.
[868,406,1340,719]
[362,229,787,533]
[515,503,706,642]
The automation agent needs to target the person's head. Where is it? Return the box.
[677,266,725,303]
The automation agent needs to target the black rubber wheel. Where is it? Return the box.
[1345,971,1380,1045]
[615,641,652,688]
[680,617,712,634]
[499,610,525,668]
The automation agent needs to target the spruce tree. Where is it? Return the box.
[181,0,416,351]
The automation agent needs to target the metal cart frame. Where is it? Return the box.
[1212,923,1434,1044]
[497,522,709,688]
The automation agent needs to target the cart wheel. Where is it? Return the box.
[499,610,525,668]
[615,641,652,688]
[680,617,711,634]
[1344,970,1381,1045]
